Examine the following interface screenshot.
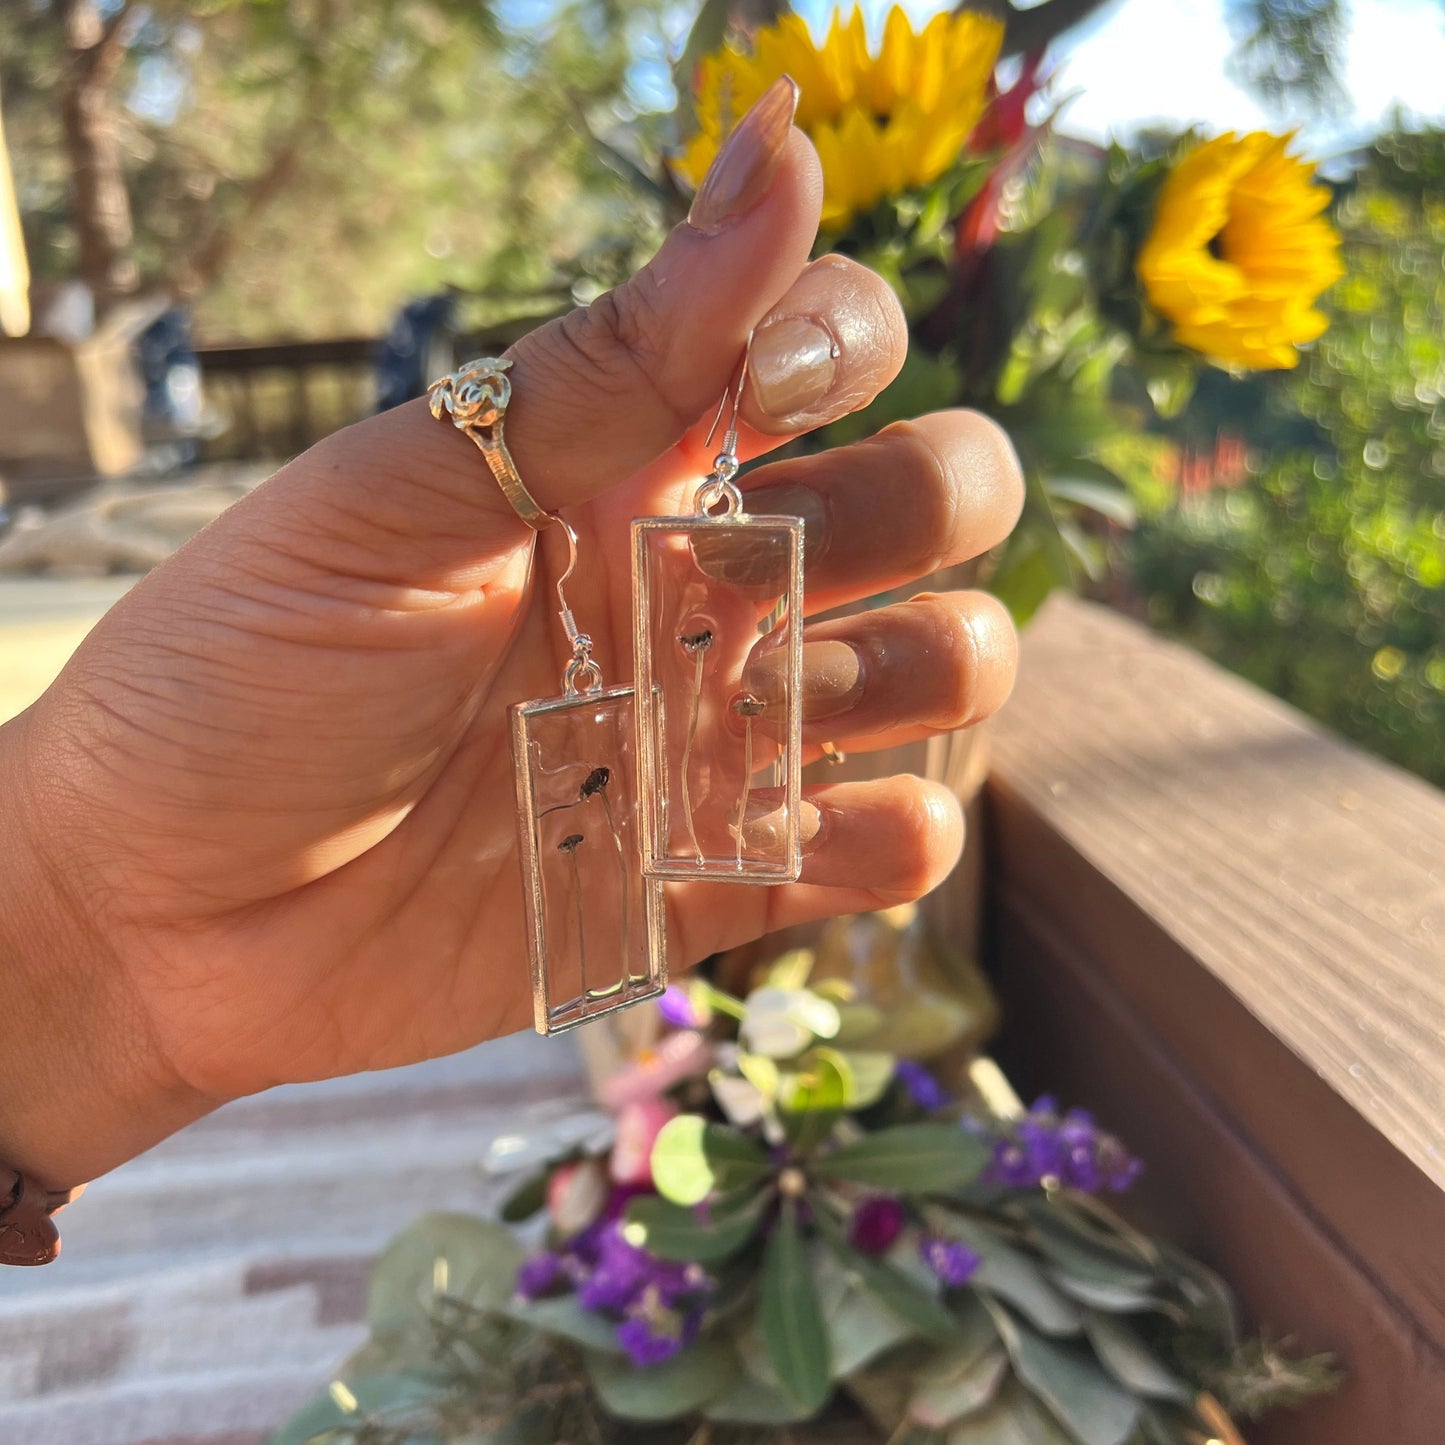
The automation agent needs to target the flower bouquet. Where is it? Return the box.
[274,933,1334,1445]
[669,6,1344,625]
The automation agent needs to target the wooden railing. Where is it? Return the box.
[195,337,379,461]
[983,595,1445,1445]
[195,325,539,462]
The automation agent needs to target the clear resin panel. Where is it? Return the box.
[510,685,666,1035]
[633,515,804,882]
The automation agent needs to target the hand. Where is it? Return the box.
[0,79,1023,1189]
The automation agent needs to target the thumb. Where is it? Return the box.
[289,78,820,579]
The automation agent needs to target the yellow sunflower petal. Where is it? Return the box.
[1138,130,1342,370]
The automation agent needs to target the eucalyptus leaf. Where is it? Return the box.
[624,1194,764,1265]
[987,1304,1141,1445]
[1083,1312,1190,1402]
[1049,1273,1164,1313]
[650,1116,769,1206]
[703,1324,819,1426]
[1154,1244,1242,1347]
[761,1201,832,1411]
[270,1371,440,1445]
[817,1226,960,1343]
[822,1261,920,1376]
[910,1346,1010,1428]
[586,1334,738,1420]
[497,1294,624,1354]
[368,1215,524,1340]
[813,1123,989,1193]
[1025,1208,1160,1293]
[933,1214,1082,1337]
[947,1379,1076,1445]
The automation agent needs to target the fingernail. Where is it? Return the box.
[751,316,840,419]
[801,640,864,719]
[746,639,863,721]
[688,76,799,234]
[740,796,823,853]
[744,483,829,563]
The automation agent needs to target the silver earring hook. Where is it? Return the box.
[695,333,753,517]
[548,515,601,696]
[704,331,753,463]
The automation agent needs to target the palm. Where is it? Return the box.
[44,428,767,1097]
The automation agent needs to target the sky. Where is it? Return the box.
[788,0,1445,155]
[1054,0,1445,153]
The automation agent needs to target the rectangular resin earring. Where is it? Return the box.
[632,343,805,883]
[430,358,666,1035]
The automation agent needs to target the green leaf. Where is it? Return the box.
[623,1194,764,1265]
[828,1048,897,1109]
[781,1101,841,1157]
[586,1334,739,1420]
[703,1322,818,1425]
[368,1214,523,1340]
[499,1169,549,1224]
[1025,1206,1160,1292]
[910,1345,1010,1429]
[932,1214,1082,1338]
[650,1116,770,1206]
[947,1379,1076,1444]
[761,1201,832,1411]
[1045,473,1139,528]
[1083,1312,1190,1402]
[987,531,1062,626]
[815,1247,918,1376]
[812,1123,989,1193]
[1049,1273,1162,1313]
[269,1371,439,1445]
[497,1293,624,1354]
[782,1047,850,1112]
[815,1216,960,1344]
[764,947,816,991]
[987,1303,1140,1445]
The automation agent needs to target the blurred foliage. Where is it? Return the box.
[1225,0,1348,116]
[1,0,676,338]
[1124,126,1445,787]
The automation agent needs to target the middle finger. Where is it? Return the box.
[742,408,1025,614]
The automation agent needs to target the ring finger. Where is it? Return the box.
[748,590,1018,760]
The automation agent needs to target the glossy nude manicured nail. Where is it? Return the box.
[801,640,864,719]
[750,316,840,418]
[688,76,799,234]
[745,483,828,561]
[740,797,823,853]
[747,639,863,721]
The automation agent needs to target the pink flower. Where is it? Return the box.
[610,1098,678,1187]
[547,1158,609,1235]
[598,1030,713,1112]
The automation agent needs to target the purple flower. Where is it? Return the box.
[577,1226,653,1313]
[920,1235,981,1287]
[983,1097,1141,1195]
[895,1060,950,1112]
[849,1196,907,1255]
[657,984,707,1031]
[617,1315,684,1367]
[515,1250,564,1300]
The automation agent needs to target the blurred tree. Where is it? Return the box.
[2,0,676,336]
[1124,127,1445,785]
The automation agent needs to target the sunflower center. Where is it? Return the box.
[1207,229,1228,262]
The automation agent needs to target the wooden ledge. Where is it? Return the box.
[983,595,1445,1444]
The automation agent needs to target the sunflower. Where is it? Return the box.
[1137,131,1344,370]
[677,6,1005,231]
